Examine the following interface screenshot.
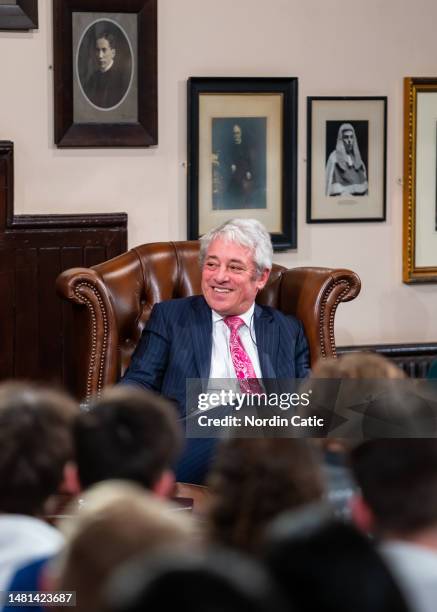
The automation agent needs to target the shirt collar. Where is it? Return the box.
[212,303,255,328]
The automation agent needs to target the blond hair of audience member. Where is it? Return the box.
[51,480,195,612]
[207,439,324,555]
[311,353,406,381]
[308,353,406,453]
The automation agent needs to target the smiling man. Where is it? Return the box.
[120,219,310,483]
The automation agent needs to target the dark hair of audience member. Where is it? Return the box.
[106,547,290,612]
[264,504,410,612]
[207,438,324,555]
[0,381,78,516]
[350,439,437,537]
[74,386,182,490]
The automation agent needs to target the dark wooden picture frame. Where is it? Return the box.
[307,96,387,223]
[0,1,38,30]
[187,77,298,251]
[53,0,157,147]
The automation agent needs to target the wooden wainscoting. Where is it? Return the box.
[0,141,127,393]
[337,343,437,378]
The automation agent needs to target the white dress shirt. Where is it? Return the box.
[208,303,262,381]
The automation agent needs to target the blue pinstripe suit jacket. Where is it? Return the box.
[121,295,310,483]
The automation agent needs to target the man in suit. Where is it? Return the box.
[121,218,310,483]
[83,31,129,109]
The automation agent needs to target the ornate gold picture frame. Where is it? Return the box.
[403,77,437,283]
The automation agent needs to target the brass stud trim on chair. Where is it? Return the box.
[73,281,109,402]
[319,279,351,359]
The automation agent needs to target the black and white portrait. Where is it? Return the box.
[325,121,369,197]
[76,19,133,111]
[212,117,267,210]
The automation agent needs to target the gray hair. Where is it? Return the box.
[199,218,273,276]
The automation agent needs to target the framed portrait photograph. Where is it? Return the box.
[0,0,38,30]
[307,97,387,223]
[403,77,437,283]
[53,0,157,147]
[187,77,298,250]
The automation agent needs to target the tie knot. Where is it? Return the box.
[224,315,244,333]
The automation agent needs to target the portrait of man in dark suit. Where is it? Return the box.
[120,218,310,484]
[212,118,267,209]
[77,20,132,110]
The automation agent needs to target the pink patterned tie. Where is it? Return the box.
[224,316,263,394]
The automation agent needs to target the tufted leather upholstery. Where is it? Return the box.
[57,241,361,402]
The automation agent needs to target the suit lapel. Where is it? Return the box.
[190,296,212,380]
[189,299,279,380]
[254,304,279,378]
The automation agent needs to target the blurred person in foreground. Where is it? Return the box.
[350,439,437,612]
[106,547,289,612]
[0,382,79,592]
[206,438,323,555]
[306,353,406,516]
[50,480,195,612]
[264,503,410,612]
[74,385,183,498]
[6,385,183,603]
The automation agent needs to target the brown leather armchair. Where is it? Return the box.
[56,240,361,402]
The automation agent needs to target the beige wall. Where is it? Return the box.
[1,0,435,346]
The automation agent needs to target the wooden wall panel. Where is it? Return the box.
[0,141,127,394]
[84,245,106,267]
[14,248,39,379]
[338,343,437,378]
[0,252,14,379]
[38,247,63,384]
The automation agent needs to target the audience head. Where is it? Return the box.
[0,381,79,516]
[310,352,406,380]
[52,480,194,612]
[75,386,182,497]
[306,353,407,452]
[207,438,324,554]
[265,503,410,612]
[107,547,289,612]
[350,439,437,538]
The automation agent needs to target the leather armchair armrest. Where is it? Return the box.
[56,267,119,401]
[279,267,361,366]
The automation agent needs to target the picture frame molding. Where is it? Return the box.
[0,0,38,30]
[53,0,157,148]
[306,95,387,224]
[187,76,298,251]
[403,77,437,283]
